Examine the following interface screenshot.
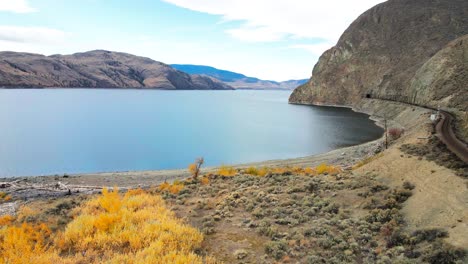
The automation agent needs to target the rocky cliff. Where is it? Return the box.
[0,50,233,90]
[289,0,468,111]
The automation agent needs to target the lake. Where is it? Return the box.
[0,89,383,177]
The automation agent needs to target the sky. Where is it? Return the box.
[0,0,385,81]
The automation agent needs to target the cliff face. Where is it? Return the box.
[408,35,468,111]
[289,0,468,111]
[0,50,233,90]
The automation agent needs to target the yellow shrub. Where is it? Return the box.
[188,163,197,176]
[245,166,269,177]
[291,167,304,174]
[59,189,204,263]
[315,164,328,174]
[218,165,236,177]
[159,181,184,194]
[315,163,342,175]
[0,215,14,226]
[303,167,316,175]
[0,223,62,264]
[0,192,11,203]
[0,189,208,264]
[256,167,269,177]
[245,166,259,175]
[16,205,39,222]
[271,167,288,174]
[200,177,210,185]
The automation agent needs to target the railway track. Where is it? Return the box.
[436,111,468,164]
[367,97,468,164]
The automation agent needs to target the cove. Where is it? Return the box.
[0,89,383,177]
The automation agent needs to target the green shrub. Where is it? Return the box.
[264,240,288,260]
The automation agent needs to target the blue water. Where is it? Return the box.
[0,89,383,177]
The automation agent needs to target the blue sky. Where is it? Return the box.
[0,0,384,81]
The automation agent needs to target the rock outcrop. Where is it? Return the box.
[0,50,233,90]
[408,35,468,111]
[289,0,468,111]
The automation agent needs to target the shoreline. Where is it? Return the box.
[2,98,428,198]
[0,138,384,201]
[0,99,387,182]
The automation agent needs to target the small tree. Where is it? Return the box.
[388,128,404,140]
[188,157,204,180]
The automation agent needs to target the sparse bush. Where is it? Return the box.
[265,240,288,260]
[0,192,11,203]
[422,242,466,264]
[388,128,404,140]
[411,229,448,244]
[159,180,184,194]
[402,181,415,190]
[370,184,389,193]
[200,176,210,185]
[218,165,237,177]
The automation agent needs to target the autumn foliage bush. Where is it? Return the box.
[218,165,237,177]
[0,188,208,264]
[159,180,185,194]
[243,164,341,177]
[0,192,11,203]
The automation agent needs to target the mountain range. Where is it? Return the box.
[171,64,308,90]
[0,50,233,90]
[0,51,308,91]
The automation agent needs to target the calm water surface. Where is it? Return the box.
[0,89,383,177]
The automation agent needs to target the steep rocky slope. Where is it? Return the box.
[172,64,308,90]
[289,0,468,111]
[408,35,468,111]
[0,50,233,90]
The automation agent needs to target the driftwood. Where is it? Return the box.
[0,180,116,195]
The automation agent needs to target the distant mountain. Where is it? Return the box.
[171,64,308,90]
[0,50,234,90]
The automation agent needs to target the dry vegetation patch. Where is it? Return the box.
[400,136,467,179]
[152,165,466,263]
[0,189,216,264]
[1,163,466,263]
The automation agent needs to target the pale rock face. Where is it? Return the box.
[289,0,468,112]
[408,35,468,111]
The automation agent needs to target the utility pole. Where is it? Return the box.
[384,117,388,149]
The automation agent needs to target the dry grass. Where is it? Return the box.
[353,153,384,170]
[0,188,212,264]
[0,192,12,203]
[151,167,466,263]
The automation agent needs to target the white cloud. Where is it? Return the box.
[288,43,334,56]
[162,0,385,43]
[0,0,36,13]
[0,26,68,44]
[226,26,286,42]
